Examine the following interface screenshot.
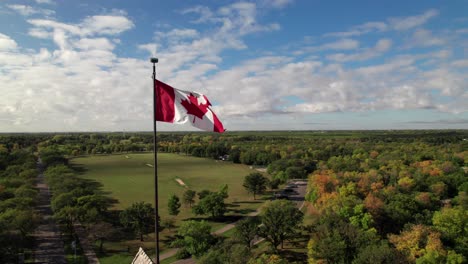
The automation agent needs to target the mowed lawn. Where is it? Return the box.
[71,153,261,219]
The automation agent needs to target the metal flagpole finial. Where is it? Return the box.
[151,58,158,80]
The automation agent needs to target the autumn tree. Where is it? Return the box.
[388,224,463,263]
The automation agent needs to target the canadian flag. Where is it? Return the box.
[155,80,225,133]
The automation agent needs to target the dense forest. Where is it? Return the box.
[0,130,466,263]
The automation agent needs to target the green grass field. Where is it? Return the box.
[71,153,268,263]
[72,153,261,217]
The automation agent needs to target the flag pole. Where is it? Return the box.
[150,57,160,264]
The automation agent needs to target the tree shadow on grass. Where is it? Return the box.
[228,208,256,215]
[232,200,263,204]
[226,203,240,208]
[279,250,307,263]
[184,215,246,224]
[160,235,177,245]
[282,236,309,250]
[69,163,88,174]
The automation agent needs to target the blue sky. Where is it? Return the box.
[0,0,467,132]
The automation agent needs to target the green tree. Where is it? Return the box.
[171,220,216,258]
[235,217,260,249]
[183,189,196,207]
[269,178,281,190]
[120,202,154,241]
[243,172,269,200]
[198,240,250,264]
[55,205,80,234]
[168,194,181,216]
[193,192,226,218]
[88,221,115,253]
[197,189,212,200]
[259,200,303,252]
[432,207,468,256]
[219,184,229,199]
[247,253,288,264]
[352,241,403,264]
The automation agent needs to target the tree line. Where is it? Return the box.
[0,130,466,263]
[0,146,38,262]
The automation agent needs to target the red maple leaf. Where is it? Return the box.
[180,93,211,123]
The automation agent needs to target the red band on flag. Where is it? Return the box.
[155,80,175,122]
[212,112,225,133]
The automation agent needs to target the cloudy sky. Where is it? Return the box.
[0,0,467,132]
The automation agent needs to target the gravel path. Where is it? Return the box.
[74,222,100,264]
[33,159,67,264]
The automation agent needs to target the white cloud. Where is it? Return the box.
[389,9,438,31]
[156,28,199,43]
[181,6,214,24]
[81,16,134,35]
[28,15,134,37]
[0,3,466,132]
[375,85,433,110]
[326,9,439,37]
[325,22,387,37]
[422,68,466,97]
[138,43,157,57]
[154,2,282,79]
[406,29,445,47]
[218,2,281,35]
[451,59,468,68]
[327,38,392,62]
[74,38,115,51]
[0,33,18,50]
[261,0,294,9]
[28,28,51,39]
[28,19,81,35]
[34,0,54,4]
[303,38,359,53]
[7,4,55,17]
[0,2,287,132]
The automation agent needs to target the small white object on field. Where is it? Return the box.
[125,155,130,159]
[146,164,153,167]
[175,178,187,188]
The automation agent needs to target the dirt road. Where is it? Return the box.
[33,159,67,264]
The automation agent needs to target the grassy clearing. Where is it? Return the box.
[72,153,269,263]
[72,153,262,216]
